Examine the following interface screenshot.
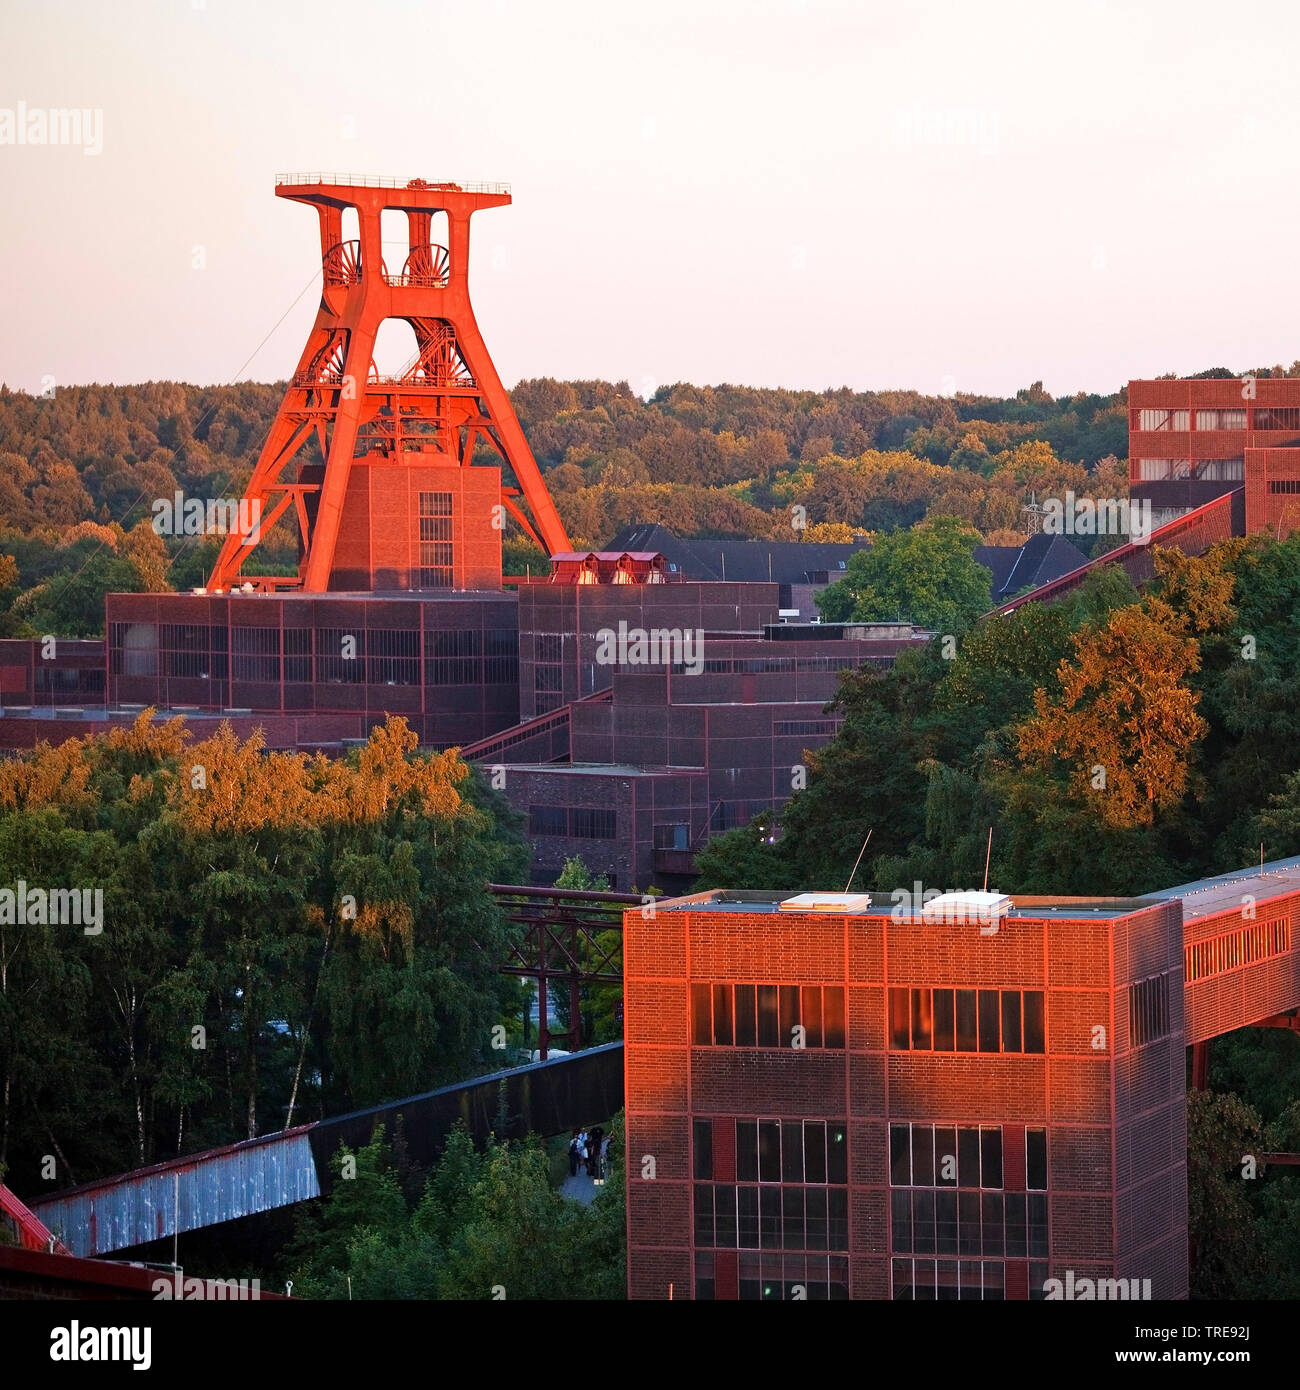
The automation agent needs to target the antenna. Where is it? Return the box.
[843,829,874,894]
[982,826,994,893]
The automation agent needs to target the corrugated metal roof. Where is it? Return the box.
[29,1127,320,1258]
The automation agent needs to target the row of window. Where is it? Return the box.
[1135,457,1244,481]
[892,1258,1048,1301]
[1129,973,1170,1047]
[694,1252,849,1300]
[889,987,1045,1054]
[891,1189,1049,1259]
[694,1184,850,1251]
[1137,406,1300,432]
[527,806,617,840]
[889,1122,1028,1190]
[112,625,518,685]
[1269,480,1300,494]
[772,719,842,736]
[1185,918,1291,983]
[690,983,846,1049]
[693,1119,847,1185]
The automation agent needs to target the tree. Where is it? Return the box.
[1017,605,1206,829]
[815,515,991,631]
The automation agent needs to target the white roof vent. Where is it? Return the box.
[779,892,874,913]
[919,891,1014,922]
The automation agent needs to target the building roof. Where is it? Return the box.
[611,523,1090,601]
[974,533,1091,601]
[606,523,870,585]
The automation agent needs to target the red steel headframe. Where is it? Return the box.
[208,174,570,592]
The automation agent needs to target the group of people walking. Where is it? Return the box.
[569,1125,611,1180]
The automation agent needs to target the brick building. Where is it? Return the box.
[623,857,1300,1299]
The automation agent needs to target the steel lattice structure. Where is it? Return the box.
[208,174,570,593]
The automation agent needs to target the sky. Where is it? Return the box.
[2,0,1299,400]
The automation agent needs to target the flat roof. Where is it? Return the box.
[649,888,1154,920]
[1144,855,1300,921]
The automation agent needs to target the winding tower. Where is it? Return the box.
[208,173,570,593]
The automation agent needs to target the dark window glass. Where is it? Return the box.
[828,1188,848,1250]
[1028,1193,1049,1258]
[1028,1260,1049,1302]
[935,1126,957,1186]
[958,1128,980,1188]
[694,1184,714,1245]
[936,1190,959,1254]
[782,1123,804,1184]
[892,1189,912,1252]
[822,987,845,1048]
[711,984,733,1046]
[958,1191,981,1255]
[805,1188,827,1250]
[1023,991,1045,1053]
[981,1194,1004,1255]
[693,1120,713,1180]
[983,1260,1005,1301]
[912,1191,935,1255]
[738,1186,760,1248]
[1026,1128,1048,1191]
[893,1257,913,1300]
[978,990,1000,1052]
[956,989,978,1051]
[759,1186,782,1248]
[913,1125,934,1186]
[779,985,800,1046]
[695,1252,715,1300]
[980,1128,1003,1189]
[914,1258,935,1300]
[911,988,932,1051]
[735,985,757,1047]
[756,985,779,1046]
[691,983,712,1044]
[758,1122,781,1183]
[827,1126,847,1185]
[805,1122,827,1184]
[890,1123,911,1186]
[737,1121,758,1182]
[715,1186,736,1248]
[937,1258,959,1301]
[933,988,955,1050]
[1001,991,1022,1053]
[1005,1192,1026,1257]
[889,987,910,1049]
[783,1186,804,1250]
[801,986,823,1047]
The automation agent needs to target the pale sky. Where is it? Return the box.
[2,0,1298,400]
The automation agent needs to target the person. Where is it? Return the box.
[600,1132,612,1179]
[587,1126,604,1177]
[576,1127,589,1177]
[568,1131,581,1177]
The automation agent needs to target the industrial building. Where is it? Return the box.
[622,859,1300,1299]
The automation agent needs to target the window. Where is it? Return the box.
[888,988,1044,1054]
[366,628,419,685]
[537,634,563,663]
[1137,408,1189,431]
[315,629,366,683]
[1269,480,1300,494]
[284,628,312,683]
[654,823,690,851]
[1138,457,1243,481]
[1185,917,1290,982]
[571,807,616,839]
[528,805,567,837]
[484,629,518,685]
[1129,973,1170,1046]
[418,491,454,587]
[691,983,845,1048]
[1253,406,1300,431]
[693,1119,849,1255]
[774,719,841,737]
[890,1123,1048,1297]
[1194,408,1246,430]
[427,628,481,685]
